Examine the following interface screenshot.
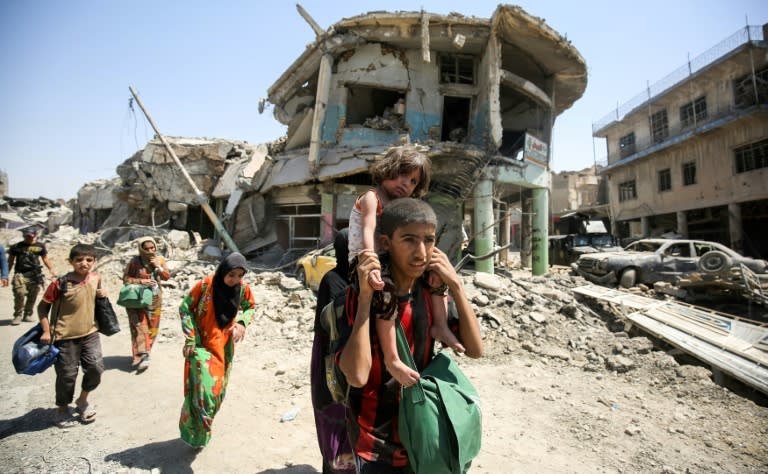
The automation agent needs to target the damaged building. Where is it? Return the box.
[96,5,588,274]
[593,24,768,259]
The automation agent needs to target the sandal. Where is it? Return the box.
[76,402,97,424]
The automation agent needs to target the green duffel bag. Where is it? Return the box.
[116,284,154,309]
[397,321,482,474]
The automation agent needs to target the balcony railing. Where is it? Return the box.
[593,25,764,133]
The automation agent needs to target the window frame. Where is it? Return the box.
[619,132,636,158]
[682,161,697,186]
[734,138,768,174]
[679,96,707,128]
[650,109,669,144]
[618,179,637,202]
[657,168,672,192]
[438,53,476,85]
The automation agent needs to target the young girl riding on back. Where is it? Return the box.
[348,145,463,386]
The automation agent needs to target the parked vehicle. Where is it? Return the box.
[571,238,768,288]
[295,244,337,291]
[549,232,623,266]
[550,215,622,266]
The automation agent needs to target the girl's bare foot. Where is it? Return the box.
[431,324,465,353]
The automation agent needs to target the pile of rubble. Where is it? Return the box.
[7,217,755,404]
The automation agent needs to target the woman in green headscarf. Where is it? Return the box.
[122,236,171,372]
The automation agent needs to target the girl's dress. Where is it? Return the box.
[178,275,255,447]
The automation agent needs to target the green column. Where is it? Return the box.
[321,192,334,245]
[531,187,549,275]
[473,179,494,274]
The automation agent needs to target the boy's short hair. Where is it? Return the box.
[379,198,437,237]
[69,243,97,260]
[371,145,432,198]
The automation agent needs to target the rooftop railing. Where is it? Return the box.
[593,25,764,134]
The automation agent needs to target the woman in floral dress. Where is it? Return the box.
[122,237,170,372]
[178,252,255,448]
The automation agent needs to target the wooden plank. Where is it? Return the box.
[626,311,768,395]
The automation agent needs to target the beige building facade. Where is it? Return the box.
[593,24,768,258]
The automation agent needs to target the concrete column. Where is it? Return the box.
[676,210,688,238]
[320,192,335,245]
[531,188,549,275]
[728,203,743,253]
[499,209,510,265]
[641,216,650,238]
[520,195,532,268]
[473,179,494,274]
[308,53,333,173]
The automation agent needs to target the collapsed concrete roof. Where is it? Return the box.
[267,5,587,125]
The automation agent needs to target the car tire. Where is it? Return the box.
[619,268,637,288]
[698,250,732,273]
[296,267,307,287]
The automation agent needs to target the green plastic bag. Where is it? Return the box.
[396,322,482,474]
[116,284,154,309]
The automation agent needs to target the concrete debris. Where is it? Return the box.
[2,202,765,401]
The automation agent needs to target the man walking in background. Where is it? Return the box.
[8,226,57,325]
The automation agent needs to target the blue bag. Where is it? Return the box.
[12,323,60,375]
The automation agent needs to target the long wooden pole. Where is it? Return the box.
[128,86,240,253]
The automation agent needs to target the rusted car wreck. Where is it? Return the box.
[82,5,587,274]
[571,238,768,305]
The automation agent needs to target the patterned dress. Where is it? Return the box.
[178,275,255,448]
[123,255,170,365]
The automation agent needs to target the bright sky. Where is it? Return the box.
[1,1,766,200]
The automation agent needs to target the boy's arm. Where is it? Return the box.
[37,280,58,344]
[339,250,378,387]
[428,248,483,358]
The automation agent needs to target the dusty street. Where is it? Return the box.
[0,239,767,473]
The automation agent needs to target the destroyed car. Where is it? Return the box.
[549,233,622,266]
[571,238,768,288]
[294,244,337,292]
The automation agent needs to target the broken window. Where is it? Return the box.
[682,161,697,186]
[618,180,637,202]
[346,86,405,130]
[649,110,669,144]
[666,243,691,257]
[438,54,475,85]
[275,204,322,251]
[658,168,671,192]
[441,96,471,142]
[500,130,525,159]
[619,132,636,158]
[733,65,768,108]
[734,138,768,173]
[680,96,707,128]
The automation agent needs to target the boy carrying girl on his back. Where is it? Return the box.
[38,244,105,428]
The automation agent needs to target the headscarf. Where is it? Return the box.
[212,252,248,328]
[137,237,157,266]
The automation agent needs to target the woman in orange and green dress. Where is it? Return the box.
[178,252,255,448]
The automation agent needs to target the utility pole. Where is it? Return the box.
[128,86,240,253]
